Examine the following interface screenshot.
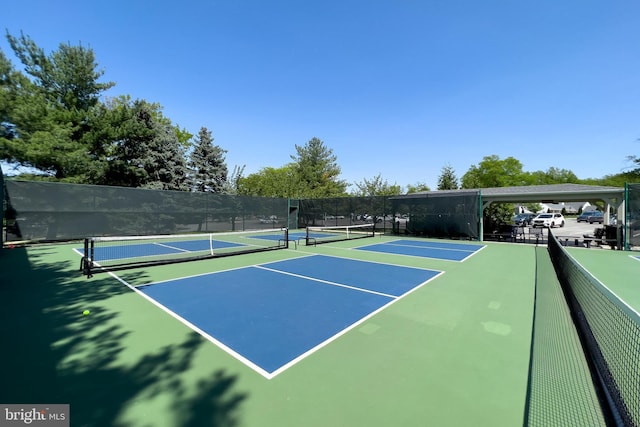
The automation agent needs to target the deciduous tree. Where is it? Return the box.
[351,173,402,197]
[237,165,302,198]
[405,182,431,194]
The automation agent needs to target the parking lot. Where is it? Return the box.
[488,215,620,248]
[551,217,606,238]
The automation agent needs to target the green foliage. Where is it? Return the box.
[525,167,579,185]
[6,31,114,111]
[188,127,228,193]
[351,173,402,197]
[290,137,347,197]
[437,164,459,190]
[237,165,302,198]
[627,154,640,175]
[82,98,187,190]
[1,32,114,180]
[580,172,637,187]
[405,182,431,194]
[141,120,189,191]
[223,165,245,195]
[2,31,638,198]
[462,156,527,229]
[239,138,347,198]
[461,155,528,189]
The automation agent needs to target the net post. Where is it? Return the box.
[80,238,88,274]
[82,238,95,278]
[285,228,289,248]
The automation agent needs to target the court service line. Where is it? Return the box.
[154,242,192,252]
[254,265,398,299]
[141,253,318,286]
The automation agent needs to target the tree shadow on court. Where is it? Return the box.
[0,246,248,426]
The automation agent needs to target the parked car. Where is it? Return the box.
[577,211,601,223]
[532,213,565,228]
[587,211,604,224]
[513,213,536,226]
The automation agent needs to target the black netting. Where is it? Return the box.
[389,191,480,240]
[5,183,496,243]
[548,233,640,426]
[297,193,480,240]
[297,196,393,232]
[4,181,288,241]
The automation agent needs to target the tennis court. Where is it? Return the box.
[1,228,637,426]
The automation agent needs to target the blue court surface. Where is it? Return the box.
[253,231,332,241]
[355,239,485,261]
[137,254,441,378]
[79,239,245,262]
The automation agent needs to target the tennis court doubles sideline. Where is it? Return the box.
[128,254,442,379]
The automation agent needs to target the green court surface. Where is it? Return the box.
[565,246,640,312]
[0,233,617,426]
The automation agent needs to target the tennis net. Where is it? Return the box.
[81,228,289,277]
[305,224,375,246]
[548,232,640,426]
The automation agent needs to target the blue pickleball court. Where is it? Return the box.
[355,239,485,261]
[80,239,245,263]
[137,254,441,378]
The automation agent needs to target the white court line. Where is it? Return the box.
[98,253,444,380]
[381,240,484,253]
[288,253,444,272]
[267,269,444,378]
[351,245,480,263]
[255,264,398,299]
[153,242,193,253]
[106,270,274,379]
[141,253,318,287]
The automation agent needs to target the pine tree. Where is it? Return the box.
[290,137,346,197]
[188,127,228,192]
[142,121,189,191]
[437,164,459,190]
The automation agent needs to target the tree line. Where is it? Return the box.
[2,32,639,199]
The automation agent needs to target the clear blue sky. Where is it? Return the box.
[2,0,639,190]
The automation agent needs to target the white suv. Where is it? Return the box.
[532,213,565,228]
